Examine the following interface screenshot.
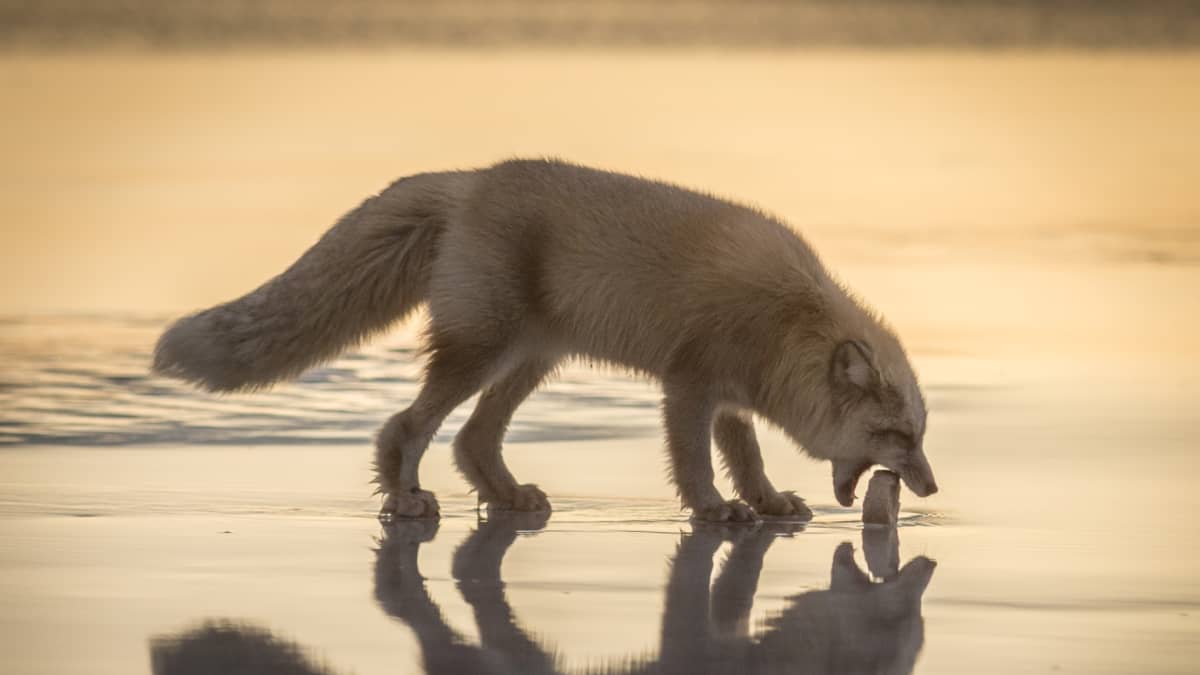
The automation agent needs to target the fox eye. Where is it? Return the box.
[874,429,915,451]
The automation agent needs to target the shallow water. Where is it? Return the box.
[1,49,1199,673]
[1,308,1197,674]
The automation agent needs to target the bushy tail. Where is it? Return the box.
[153,171,468,392]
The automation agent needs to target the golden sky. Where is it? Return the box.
[1,49,1197,373]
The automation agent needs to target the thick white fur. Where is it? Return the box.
[154,159,937,521]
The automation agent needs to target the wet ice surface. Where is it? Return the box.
[0,442,946,675]
[2,437,1195,675]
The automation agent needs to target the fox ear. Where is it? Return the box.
[831,340,876,391]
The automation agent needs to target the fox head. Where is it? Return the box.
[819,339,938,507]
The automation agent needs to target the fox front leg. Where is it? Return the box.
[662,381,757,523]
[713,411,813,520]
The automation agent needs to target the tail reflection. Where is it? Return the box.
[149,620,339,675]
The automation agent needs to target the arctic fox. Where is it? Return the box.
[153,159,938,522]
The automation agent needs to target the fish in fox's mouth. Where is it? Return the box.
[833,459,938,507]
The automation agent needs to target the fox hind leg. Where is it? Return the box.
[713,410,812,520]
[375,337,510,520]
[453,357,557,512]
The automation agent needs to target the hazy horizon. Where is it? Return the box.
[3,0,1200,51]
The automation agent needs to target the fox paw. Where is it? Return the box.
[691,500,758,523]
[487,484,551,513]
[754,491,813,521]
[379,489,440,521]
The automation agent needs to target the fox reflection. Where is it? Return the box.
[373,514,559,674]
[374,516,935,675]
[151,519,934,675]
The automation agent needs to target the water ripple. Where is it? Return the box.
[0,316,661,447]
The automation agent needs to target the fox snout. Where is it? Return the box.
[901,450,938,498]
[905,474,938,497]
